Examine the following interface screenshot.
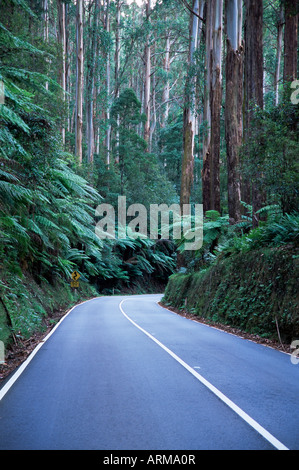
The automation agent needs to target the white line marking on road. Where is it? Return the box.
[119,298,289,451]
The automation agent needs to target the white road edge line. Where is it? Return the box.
[0,297,98,401]
[119,298,289,451]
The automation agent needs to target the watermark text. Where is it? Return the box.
[95,196,203,251]
[0,340,4,364]
[0,81,4,105]
[290,79,299,104]
[290,340,299,365]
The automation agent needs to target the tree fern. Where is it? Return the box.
[0,180,32,208]
[0,22,46,57]
[0,215,30,248]
[25,218,53,249]
[0,127,28,158]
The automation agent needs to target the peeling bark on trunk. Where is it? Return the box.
[181,115,195,208]
[180,0,200,208]
[244,0,264,226]
[202,0,212,213]
[225,0,243,224]
[209,0,222,213]
[244,0,263,121]
[225,45,243,223]
[283,0,298,84]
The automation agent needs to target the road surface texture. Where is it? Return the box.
[0,294,298,450]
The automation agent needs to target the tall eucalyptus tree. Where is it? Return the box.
[202,0,223,214]
[180,0,202,208]
[244,0,264,226]
[75,0,83,164]
[225,0,243,223]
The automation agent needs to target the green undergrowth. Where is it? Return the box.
[0,271,98,349]
[162,245,299,343]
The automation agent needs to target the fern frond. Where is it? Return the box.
[0,180,32,207]
[35,215,61,232]
[0,215,30,246]
[9,0,36,17]
[0,169,20,183]
[0,127,28,158]
[55,256,75,279]
[25,218,53,249]
[0,105,30,133]
[0,23,47,57]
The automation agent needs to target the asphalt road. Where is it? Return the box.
[0,294,298,450]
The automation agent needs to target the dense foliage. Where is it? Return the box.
[0,0,298,349]
[0,2,178,347]
[241,98,299,215]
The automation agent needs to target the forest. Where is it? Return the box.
[0,0,298,353]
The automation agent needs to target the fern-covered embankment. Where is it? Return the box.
[162,245,299,344]
[0,272,98,348]
[0,272,99,380]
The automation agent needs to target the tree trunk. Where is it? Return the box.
[57,0,66,146]
[244,0,264,226]
[149,38,157,152]
[114,0,120,163]
[180,0,201,208]
[209,0,223,213]
[86,0,99,165]
[43,0,49,91]
[161,31,171,128]
[274,5,284,106]
[114,0,121,100]
[75,0,83,164]
[244,0,263,122]
[283,0,298,84]
[225,0,243,224]
[143,0,151,147]
[202,0,222,214]
[65,3,71,135]
[202,0,212,213]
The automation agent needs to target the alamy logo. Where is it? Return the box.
[290,340,299,365]
[0,81,4,105]
[0,340,4,364]
[95,196,203,251]
[290,80,299,105]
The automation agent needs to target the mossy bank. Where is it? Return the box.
[0,272,98,350]
[162,246,299,343]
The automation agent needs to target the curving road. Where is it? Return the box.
[0,294,298,450]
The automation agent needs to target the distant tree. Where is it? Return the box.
[111,88,147,196]
[110,88,177,208]
[143,0,152,147]
[57,0,67,146]
[75,0,83,164]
